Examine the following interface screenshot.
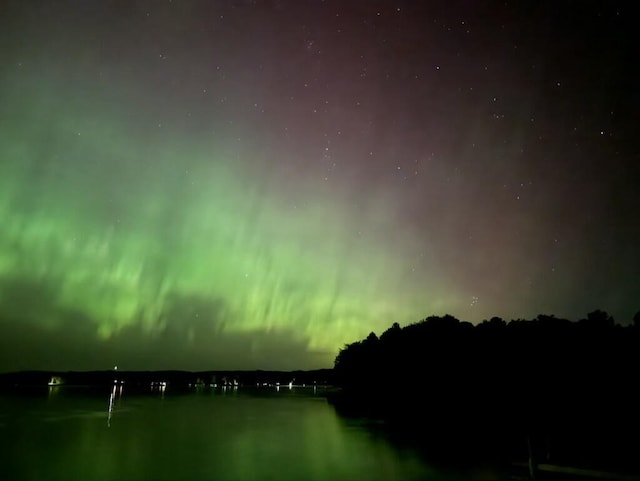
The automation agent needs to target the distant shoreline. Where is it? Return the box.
[0,368,335,390]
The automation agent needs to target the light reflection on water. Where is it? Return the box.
[107,382,124,427]
[0,386,505,480]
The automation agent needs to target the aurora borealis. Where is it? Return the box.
[0,1,637,371]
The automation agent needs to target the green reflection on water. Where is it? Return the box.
[0,387,501,480]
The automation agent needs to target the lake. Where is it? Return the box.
[0,384,508,480]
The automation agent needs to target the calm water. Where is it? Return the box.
[0,385,505,480]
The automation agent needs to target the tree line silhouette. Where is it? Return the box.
[330,310,640,473]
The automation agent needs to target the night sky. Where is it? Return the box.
[0,1,637,372]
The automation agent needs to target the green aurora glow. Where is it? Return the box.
[0,76,459,370]
[0,1,636,371]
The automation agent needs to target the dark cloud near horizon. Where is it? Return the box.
[0,276,324,372]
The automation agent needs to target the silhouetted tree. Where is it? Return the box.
[331,309,640,472]
[581,309,615,329]
[379,322,401,343]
